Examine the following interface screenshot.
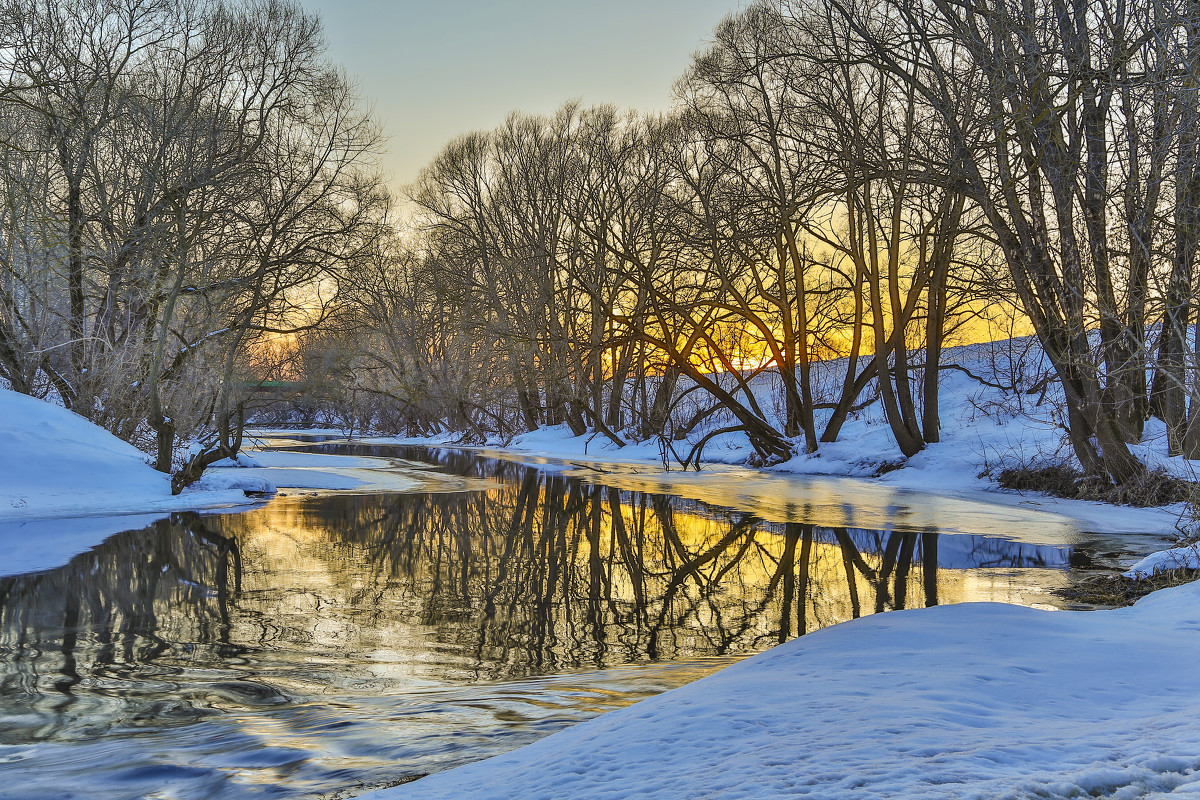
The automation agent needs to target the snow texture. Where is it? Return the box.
[205,447,426,492]
[369,580,1200,800]
[1125,544,1200,578]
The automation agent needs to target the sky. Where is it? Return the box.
[298,0,742,192]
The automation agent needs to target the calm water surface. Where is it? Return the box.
[0,441,1168,799]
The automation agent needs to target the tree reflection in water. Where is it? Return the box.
[0,455,1073,748]
[0,514,245,741]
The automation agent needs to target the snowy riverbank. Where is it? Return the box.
[0,389,268,576]
[368,578,1200,800]
[5,380,1200,799]
[358,337,1198,540]
[0,391,468,577]
[0,389,259,523]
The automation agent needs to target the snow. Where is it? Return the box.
[350,338,1200,799]
[0,388,258,576]
[1125,544,1200,578]
[367,580,1200,800]
[0,388,261,523]
[367,337,1194,539]
[203,447,437,493]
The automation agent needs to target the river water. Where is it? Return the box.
[0,439,1170,799]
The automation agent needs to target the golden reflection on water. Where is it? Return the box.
[202,476,1072,684]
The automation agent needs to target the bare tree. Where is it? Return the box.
[680,4,826,454]
[828,0,1185,483]
[0,0,386,487]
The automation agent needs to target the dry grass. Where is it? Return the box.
[997,464,1195,507]
[1057,568,1200,608]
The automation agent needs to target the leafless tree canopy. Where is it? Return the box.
[308,0,1200,487]
[0,0,385,488]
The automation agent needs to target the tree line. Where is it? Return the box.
[322,6,1002,469]
[321,0,1200,487]
[6,0,1200,489]
[0,0,384,489]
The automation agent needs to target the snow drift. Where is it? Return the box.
[369,579,1200,800]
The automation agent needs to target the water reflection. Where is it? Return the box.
[226,473,1075,675]
[0,451,1095,798]
[0,515,244,741]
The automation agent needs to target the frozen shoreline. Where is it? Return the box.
[0,393,432,578]
[0,389,263,577]
[6,391,1200,799]
[356,427,1189,540]
[366,579,1200,800]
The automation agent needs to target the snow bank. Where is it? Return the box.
[369,580,1200,800]
[204,448,431,493]
[1125,544,1200,578]
[0,389,257,574]
[0,393,483,578]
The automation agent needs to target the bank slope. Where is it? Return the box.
[371,581,1200,799]
[379,336,1193,537]
[0,388,256,575]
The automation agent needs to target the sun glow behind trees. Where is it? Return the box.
[319,5,1019,468]
[310,0,1200,486]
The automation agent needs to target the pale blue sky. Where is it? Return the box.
[299,0,741,190]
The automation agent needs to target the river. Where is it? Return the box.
[0,436,1170,799]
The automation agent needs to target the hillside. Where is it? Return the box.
[0,389,257,575]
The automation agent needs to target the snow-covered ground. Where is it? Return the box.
[6,337,1200,799]
[349,339,1200,800]
[368,579,1200,800]
[0,391,477,578]
[0,389,258,522]
[1126,543,1200,577]
[0,389,266,576]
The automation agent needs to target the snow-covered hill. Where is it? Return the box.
[375,337,1195,538]
[0,388,258,575]
[368,578,1200,800]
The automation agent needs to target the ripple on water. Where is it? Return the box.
[0,659,737,799]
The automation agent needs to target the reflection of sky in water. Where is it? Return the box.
[0,447,1169,799]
